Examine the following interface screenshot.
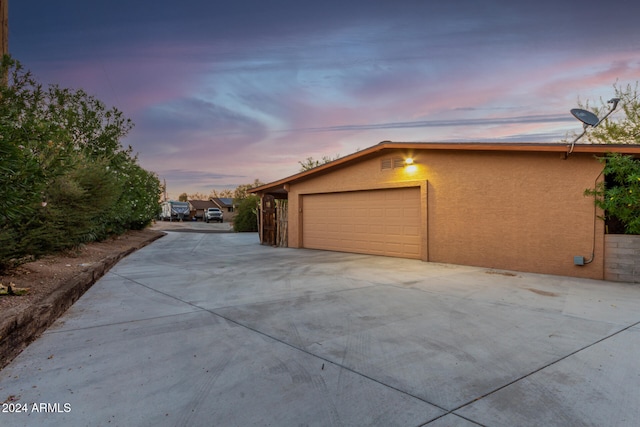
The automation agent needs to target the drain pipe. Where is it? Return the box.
[574,168,605,266]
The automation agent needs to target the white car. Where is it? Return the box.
[204,208,223,223]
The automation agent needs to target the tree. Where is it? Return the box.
[0,56,161,269]
[187,192,210,200]
[233,179,264,200]
[178,192,188,202]
[581,82,640,234]
[585,153,640,234]
[210,189,233,198]
[299,155,340,172]
[579,82,640,145]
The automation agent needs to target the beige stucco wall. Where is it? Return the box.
[285,148,605,279]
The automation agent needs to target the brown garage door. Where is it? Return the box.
[302,187,421,259]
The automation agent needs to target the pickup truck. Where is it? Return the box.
[204,207,223,223]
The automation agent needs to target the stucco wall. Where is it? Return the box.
[286,148,605,279]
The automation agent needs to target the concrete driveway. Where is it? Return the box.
[1,230,639,426]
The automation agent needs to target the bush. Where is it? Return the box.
[585,153,640,234]
[233,195,259,232]
[578,82,640,235]
[0,56,161,270]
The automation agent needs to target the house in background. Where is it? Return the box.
[211,197,237,223]
[189,198,237,222]
[250,141,640,280]
[189,199,217,221]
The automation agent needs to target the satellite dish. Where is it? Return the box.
[567,96,620,156]
[570,108,600,127]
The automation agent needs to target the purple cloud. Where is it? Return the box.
[9,0,640,198]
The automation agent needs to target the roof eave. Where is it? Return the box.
[250,141,640,194]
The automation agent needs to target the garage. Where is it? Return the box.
[251,142,640,279]
[301,187,421,259]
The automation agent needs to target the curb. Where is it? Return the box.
[0,232,165,371]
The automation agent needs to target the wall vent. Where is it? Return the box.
[381,157,404,170]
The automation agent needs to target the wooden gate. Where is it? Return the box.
[258,196,288,247]
[262,195,276,246]
[275,199,288,247]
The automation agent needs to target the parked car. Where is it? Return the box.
[204,207,223,223]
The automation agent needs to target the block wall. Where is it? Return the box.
[605,235,640,283]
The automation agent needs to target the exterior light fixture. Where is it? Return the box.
[567,98,620,154]
[404,158,417,173]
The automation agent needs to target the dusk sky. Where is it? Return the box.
[9,1,640,198]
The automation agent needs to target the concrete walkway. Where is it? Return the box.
[1,231,639,426]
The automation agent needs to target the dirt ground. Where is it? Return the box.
[0,228,165,314]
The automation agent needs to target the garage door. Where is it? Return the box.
[302,187,421,259]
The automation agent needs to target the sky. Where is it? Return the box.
[9,0,640,199]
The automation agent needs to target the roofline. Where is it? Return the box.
[250,141,640,194]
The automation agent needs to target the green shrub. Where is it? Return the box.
[585,153,640,234]
[0,56,162,271]
[577,82,640,235]
[233,195,259,232]
[107,159,162,233]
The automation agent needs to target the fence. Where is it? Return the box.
[258,197,288,247]
[604,234,640,283]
